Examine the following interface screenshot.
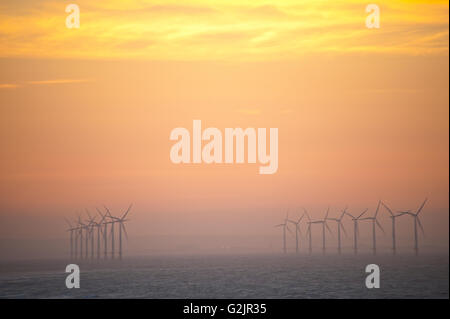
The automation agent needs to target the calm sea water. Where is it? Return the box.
[0,254,448,298]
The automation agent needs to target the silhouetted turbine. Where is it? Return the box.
[360,201,385,255]
[346,209,367,255]
[275,210,292,254]
[288,209,306,254]
[326,207,348,255]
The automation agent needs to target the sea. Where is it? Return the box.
[0,254,448,298]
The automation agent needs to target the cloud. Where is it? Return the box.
[0,0,447,60]
[0,79,93,89]
[27,79,93,85]
[0,83,20,89]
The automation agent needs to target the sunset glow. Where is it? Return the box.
[0,0,448,260]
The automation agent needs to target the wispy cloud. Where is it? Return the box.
[0,79,93,89]
[0,0,447,60]
[27,79,93,85]
[0,83,21,89]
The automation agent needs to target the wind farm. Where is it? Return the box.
[64,199,430,259]
[65,205,132,261]
[274,199,429,256]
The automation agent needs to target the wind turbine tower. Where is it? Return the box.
[275,211,291,254]
[402,198,427,256]
[109,204,132,260]
[86,210,97,260]
[76,215,85,259]
[346,209,368,255]
[65,218,75,259]
[95,208,106,259]
[306,209,332,255]
[326,208,348,255]
[381,202,405,255]
[360,201,385,255]
[104,206,118,259]
[288,210,305,254]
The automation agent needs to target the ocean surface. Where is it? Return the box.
[0,254,448,298]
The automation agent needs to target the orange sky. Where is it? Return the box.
[0,0,448,258]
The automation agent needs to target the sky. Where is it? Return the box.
[0,0,448,260]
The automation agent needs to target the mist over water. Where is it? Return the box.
[0,254,447,298]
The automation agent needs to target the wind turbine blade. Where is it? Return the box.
[346,212,355,219]
[374,201,381,218]
[302,208,310,221]
[86,209,93,221]
[416,217,425,236]
[340,222,348,237]
[381,202,394,216]
[96,208,106,223]
[376,220,385,234]
[286,224,294,235]
[298,213,305,223]
[77,213,85,226]
[357,209,368,219]
[286,225,294,235]
[122,204,133,219]
[104,205,113,218]
[274,224,284,227]
[325,222,333,235]
[64,218,73,228]
[121,223,128,240]
[416,198,428,216]
[325,207,329,219]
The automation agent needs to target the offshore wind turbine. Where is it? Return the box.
[402,198,427,256]
[108,204,132,260]
[326,208,348,255]
[275,211,291,254]
[65,218,76,259]
[320,208,333,254]
[360,201,385,255]
[104,206,117,259]
[304,211,312,254]
[94,208,106,259]
[83,212,93,259]
[288,210,305,254]
[381,202,405,255]
[346,209,367,255]
[306,208,333,254]
[73,221,79,259]
[86,210,97,260]
[76,214,85,259]
[98,208,109,259]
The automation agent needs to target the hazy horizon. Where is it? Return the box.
[0,0,448,262]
